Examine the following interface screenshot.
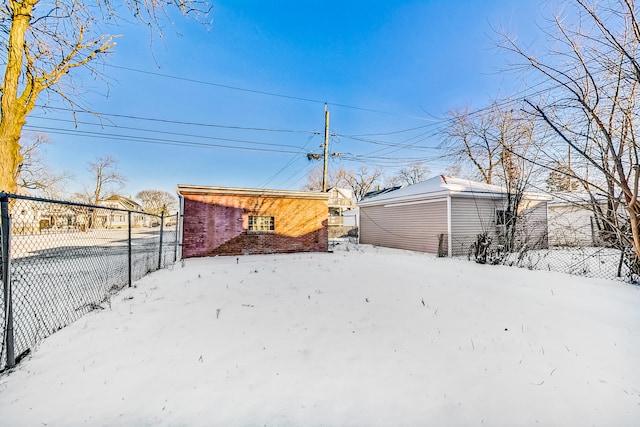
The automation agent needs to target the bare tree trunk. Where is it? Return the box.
[0,0,207,193]
[0,2,35,193]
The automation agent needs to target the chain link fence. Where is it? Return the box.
[451,232,635,283]
[1,193,179,371]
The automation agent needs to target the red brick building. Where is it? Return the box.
[178,185,329,257]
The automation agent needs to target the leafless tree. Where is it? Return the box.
[344,165,384,201]
[15,132,72,197]
[303,165,349,192]
[443,101,545,251]
[504,0,640,275]
[443,164,463,179]
[303,163,383,201]
[444,106,500,185]
[86,155,125,228]
[444,102,542,186]
[393,162,431,186]
[136,190,177,215]
[0,0,210,194]
[88,155,125,204]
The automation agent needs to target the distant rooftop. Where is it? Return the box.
[362,186,402,200]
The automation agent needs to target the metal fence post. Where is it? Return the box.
[1,194,15,368]
[158,212,165,269]
[128,211,132,287]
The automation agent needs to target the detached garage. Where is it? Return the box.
[358,175,549,256]
[178,185,329,257]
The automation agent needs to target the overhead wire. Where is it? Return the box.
[33,106,320,135]
[259,134,317,188]
[35,59,601,162]
[106,64,431,118]
[25,49,625,187]
[23,124,305,155]
[27,116,312,150]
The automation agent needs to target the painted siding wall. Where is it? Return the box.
[450,197,503,256]
[517,199,549,249]
[361,194,549,257]
[359,200,448,253]
[548,205,596,246]
[449,197,549,256]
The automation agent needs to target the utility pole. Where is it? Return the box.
[322,104,330,192]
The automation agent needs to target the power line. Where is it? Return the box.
[260,134,317,188]
[23,125,305,155]
[106,64,434,119]
[34,106,320,135]
[30,56,622,184]
[28,116,311,149]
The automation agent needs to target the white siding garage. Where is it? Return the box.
[358,175,549,256]
[547,194,609,246]
[450,196,504,256]
[360,199,448,253]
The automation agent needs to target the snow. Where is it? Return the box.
[501,246,631,281]
[1,242,639,426]
[358,175,548,206]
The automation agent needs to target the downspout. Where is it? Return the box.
[447,195,452,257]
[178,194,185,260]
[356,208,361,244]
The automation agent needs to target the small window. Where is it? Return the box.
[496,209,514,226]
[248,215,274,232]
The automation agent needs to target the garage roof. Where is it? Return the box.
[358,175,548,207]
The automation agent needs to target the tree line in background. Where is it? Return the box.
[14,134,177,215]
[303,161,431,200]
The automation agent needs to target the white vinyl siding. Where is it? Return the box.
[548,205,597,246]
[360,192,549,256]
[450,196,549,255]
[516,199,549,248]
[359,200,448,253]
[450,196,504,256]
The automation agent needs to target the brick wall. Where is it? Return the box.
[182,193,328,257]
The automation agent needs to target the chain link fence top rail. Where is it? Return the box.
[449,233,635,283]
[1,193,179,371]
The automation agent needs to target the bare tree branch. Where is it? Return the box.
[0,0,211,193]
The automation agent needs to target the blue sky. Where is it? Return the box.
[26,0,550,198]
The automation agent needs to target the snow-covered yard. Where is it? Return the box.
[1,243,639,426]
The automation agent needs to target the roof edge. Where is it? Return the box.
[177,184,329,200]
[358,189,549,207]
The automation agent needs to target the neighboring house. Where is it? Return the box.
[11,187,40,233]
[342,209,358,228]
[38,204,78,231]
[10,188,80,233]
[177,184,329,257]
[547,192,611,246]
[358,175,549,256]
[327,187,357,238]
[98,195,146,228]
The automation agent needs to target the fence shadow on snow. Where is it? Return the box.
[450,233,635,284]
[1,193,179,372]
